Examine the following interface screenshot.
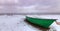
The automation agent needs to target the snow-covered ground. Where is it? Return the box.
[0,15,60,31]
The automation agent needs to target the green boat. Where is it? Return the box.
[26,16,57,28]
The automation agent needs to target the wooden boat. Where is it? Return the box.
[26,16,57,28]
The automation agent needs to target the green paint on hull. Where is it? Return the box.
[26,16,57,28]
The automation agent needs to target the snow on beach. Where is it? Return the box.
[0,15,60,31]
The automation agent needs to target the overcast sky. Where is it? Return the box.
[0,0,60,13]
